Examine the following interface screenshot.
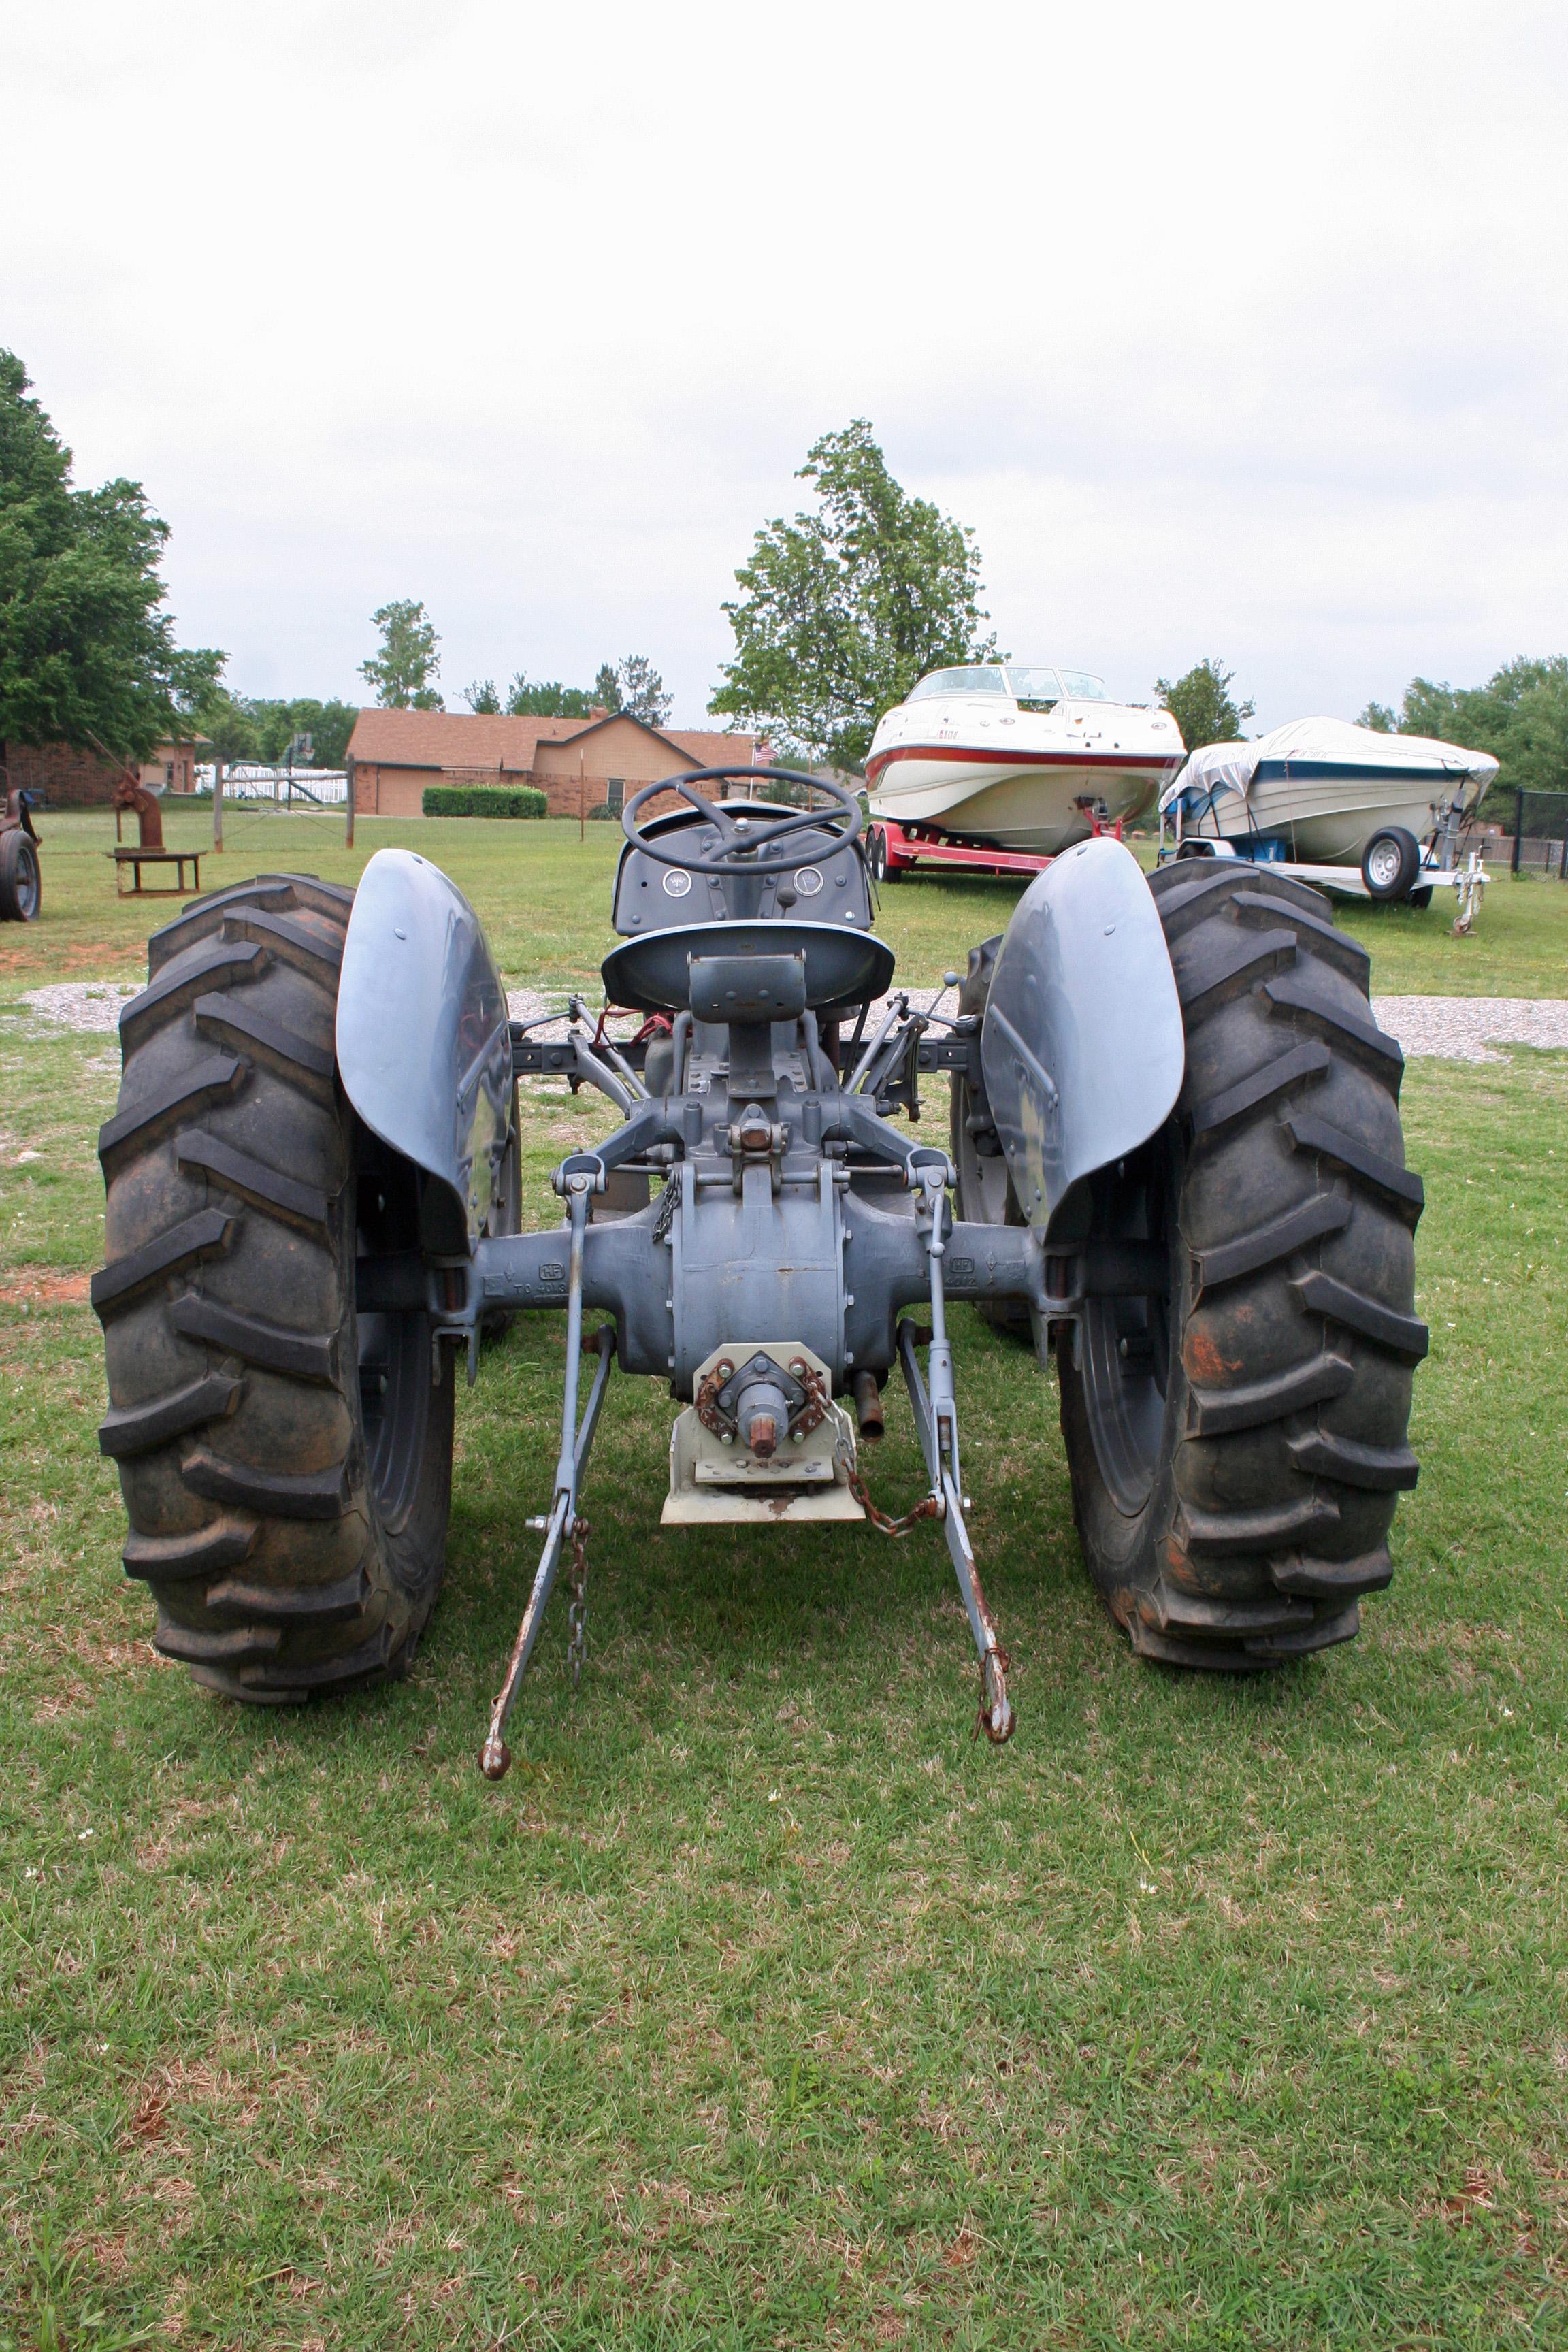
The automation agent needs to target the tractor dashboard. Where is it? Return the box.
[611,798,873,941]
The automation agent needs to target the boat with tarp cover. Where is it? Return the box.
[1159,717,1497,879]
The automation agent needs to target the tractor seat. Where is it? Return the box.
[602,920,894,1018]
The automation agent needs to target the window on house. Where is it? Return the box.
[607,778,625,814]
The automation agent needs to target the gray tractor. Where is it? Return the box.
[93,768,1425,1767]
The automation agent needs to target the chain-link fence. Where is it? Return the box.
[1509,789,1568,877]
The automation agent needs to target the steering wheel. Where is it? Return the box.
[621,765,862,877]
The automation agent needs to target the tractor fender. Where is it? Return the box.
[336,847,513,1252]
[980,836,1184,1237]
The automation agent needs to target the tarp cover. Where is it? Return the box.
[1159,717,1499,813]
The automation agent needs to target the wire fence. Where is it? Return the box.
[199,765,348,808]
[1509,789,1568,877]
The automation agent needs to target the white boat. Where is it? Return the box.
[865,666,1185,855]
[1159,717,1497,875]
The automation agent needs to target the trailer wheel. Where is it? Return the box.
[93,872,455,1703]
[0,830,41,920]
[1057,860,1426,1668]
[1361,826,1421,900]
[867,827,887,883]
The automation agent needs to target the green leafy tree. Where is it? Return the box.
[504,674,597,718]
[1358,700,1398,732]
[248,698,359,769]
[0,346,218,760]
[360,599,442,710]
[708,419,997,771]
[463,678,502,714]
[176,659,257,766]
[616,653,671,729]
[174,659,359,770]
[1154,657,1255,753]
[593,662,623,714]
[1377,657,1568,813]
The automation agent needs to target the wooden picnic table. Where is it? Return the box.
[109,845,202,898]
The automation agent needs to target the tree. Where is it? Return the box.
[0,346,218,760]
[1358,700,1398,732]
[1374,657,1568,812]
[708,419,997,772]
[593,662,623,715]
[615,653,671,728]
[463,678,502,714]
[360,599,442,709]
[1155,657,1255,753]
[172,657,359,770]
[247,698,359,770]
[505,674,597,718]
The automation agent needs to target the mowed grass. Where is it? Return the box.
[1,826,1567,2347]
[7,805,1568,997]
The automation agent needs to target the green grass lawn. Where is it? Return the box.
[8,806,1568,998]
[2,819,1567,2347]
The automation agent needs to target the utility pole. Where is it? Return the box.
[344,762,355,850]
[213,760,224,854]
[579,751,585,843]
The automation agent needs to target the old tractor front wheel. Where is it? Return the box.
[0,829,41,920]
[93,873,457,1701]
[1058,861,1426,1667]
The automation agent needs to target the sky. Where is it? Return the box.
[5,0,1565,732]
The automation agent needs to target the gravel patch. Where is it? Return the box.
[18,981,140,1032]
[18,979,1565,1067]
[1371,997,1568,1064]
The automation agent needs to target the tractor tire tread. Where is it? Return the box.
[98,1054,249,1169]
[98,1372,245,1459]
[192,992,336,1088]
[174,1128,331,1231]
[97,872,453,1706]
[1263,973,1405,1085]
[1059,855,1422,1671]
[119,939,267,1049]
[1190,1041,1330,1137]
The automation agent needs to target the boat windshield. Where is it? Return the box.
[1002,666,1111,708]
[1004,667,1062,706]
[908,666,1010,701]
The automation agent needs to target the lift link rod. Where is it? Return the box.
[900,1172,1015,1744]
[480,1175,616,1780]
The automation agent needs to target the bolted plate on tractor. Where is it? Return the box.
[664,1341,864,1525]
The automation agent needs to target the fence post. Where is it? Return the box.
[1512,787,1524,875]
[344,762,355,849]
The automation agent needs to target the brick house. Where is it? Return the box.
[3,737,206,807]
[344,708,766,820]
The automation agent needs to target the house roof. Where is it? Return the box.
[346,709,591,770]
[345,706,761,772]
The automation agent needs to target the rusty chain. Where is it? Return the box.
[566,1515,589,1687]
[839,1449,943,1538]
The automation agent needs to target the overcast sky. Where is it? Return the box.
[5,0,1564,732]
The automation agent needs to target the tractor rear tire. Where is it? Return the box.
[950,934,1030,1333]
[93,872,457,1702]
[1057,860,1426,1668]
[0,830,41,920]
